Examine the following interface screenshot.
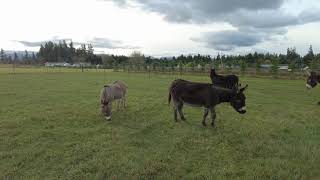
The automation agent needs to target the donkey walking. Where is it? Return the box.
[100,80,127,120]
[169,79,248,127]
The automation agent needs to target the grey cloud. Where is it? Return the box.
[107,0,320,51]
[79,37,140,49]
[113,0,320,27]
[192,30,265,51]
[299,10,320,24]
[224,10,298,28]
[191,28,288,51]
[226,9,320,29]
[16,37,72,47]
[108,0,285,23]
[16,37,139,49]
[16,41,44,47]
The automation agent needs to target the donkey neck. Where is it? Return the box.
[212,86,236,103]
[317,74,320,83]
[219,91,236,103]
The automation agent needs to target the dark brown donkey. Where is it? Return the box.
[168,79,248,127]
[305,71,320,104]
[210,68,239,90]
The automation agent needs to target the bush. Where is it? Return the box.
[270,58,279,77]
[255,59,262,74]
[240,60,247,75]
[310,59,319,71]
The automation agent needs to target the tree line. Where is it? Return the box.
[37,41,102,64]
[0,41,102,65]
[0,43,319,71]
[101,45,319,71]
[0,49,38,64]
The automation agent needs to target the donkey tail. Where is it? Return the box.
[168,92,172,105]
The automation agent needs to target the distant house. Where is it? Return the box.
[260,64,290,71]
[72,63,91,67]
[45,62,68,67]
[260,64,272,68]
[45,62,91,67]
[279,65,289,70]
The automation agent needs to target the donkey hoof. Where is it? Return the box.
[181,118,186,121]
[202,122,207,126]
[318,102,320,105]
[211,123,215,128]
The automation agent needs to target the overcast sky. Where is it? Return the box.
[1,0,320,56]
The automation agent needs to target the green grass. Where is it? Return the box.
[0,67,320,179]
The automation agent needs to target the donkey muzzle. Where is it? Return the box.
[237,106,246,114]
[306,84,312,89]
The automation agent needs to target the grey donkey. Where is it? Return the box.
[100,81,127,120]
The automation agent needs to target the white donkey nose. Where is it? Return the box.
[239,106,246,111]
[306,84,312,89]
[105,116,111,120]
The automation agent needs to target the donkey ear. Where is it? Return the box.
[306,70,311,76]
[303,67,311,76]
[240,84,248,92]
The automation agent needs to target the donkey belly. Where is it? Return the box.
[180,96,206,107]
[113,94,123,100]
[111,87,125,100]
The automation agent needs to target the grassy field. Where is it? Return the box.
[0,67,320,179]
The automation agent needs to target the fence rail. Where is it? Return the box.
[0,63,316,79]
[113,64,313,79]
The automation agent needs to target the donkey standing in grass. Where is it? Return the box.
[169,79,248,127]
[100,81,127,120]
[210,68,239,90]
[305,70,320,105]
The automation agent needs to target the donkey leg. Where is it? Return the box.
[177,103,186,121]
[210,108,216,127]
[117,99,120,109]
[174,108,178,122]
[202,108,209,126]
[172,100,178,122]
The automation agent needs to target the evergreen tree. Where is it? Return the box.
[303,45,314,67]
[7,55,12,63]
[270,57,279,77]
[87,44,94,55]
[14,52,18,61]
[0,48,5,62]
[240,59,247,75]
[24,50,29,60]
[32,52,37,62]
[287,47,300,70]
[255,59,262,74]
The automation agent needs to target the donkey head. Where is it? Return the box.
[230,84,248,114]
[101,102,112,120]
[101,86,112,120]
